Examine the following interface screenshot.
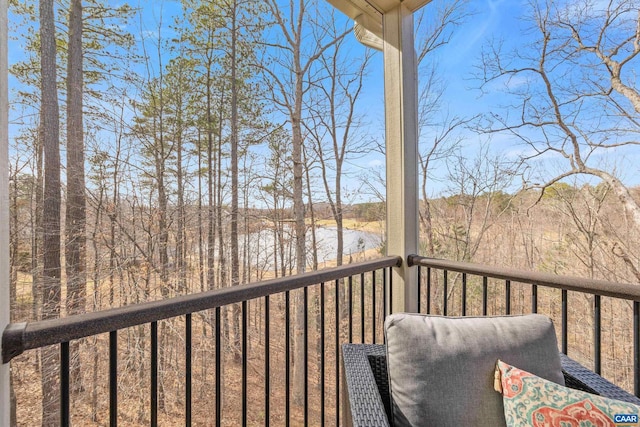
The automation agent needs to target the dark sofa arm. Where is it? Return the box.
[560,353,640,405]
[342,344,390,427]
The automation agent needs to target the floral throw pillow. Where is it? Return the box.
[495,360,640,427]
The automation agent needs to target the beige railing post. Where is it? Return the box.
[383,4,419,314]
[0,0,10,424]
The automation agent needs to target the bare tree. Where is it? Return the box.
[439,144,516,262]
[261,0,349,404]
[418,112,471,256]
[304,17,372,269]
[478,0,640,229]
[411,0,472,256]
[543,183,608,279]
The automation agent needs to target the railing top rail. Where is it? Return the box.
[2,256,402,363]
[408,255,640,301]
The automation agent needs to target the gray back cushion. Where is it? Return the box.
[384,314,564,427]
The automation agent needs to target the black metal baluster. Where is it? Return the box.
[335,279,340,427]
[532,285,538,313]
[320,283,325,427]
[505,280,511,315]
[265,296,270,427]
[360,272,365,343]
[151,322,157,427]
[634,301,639,397]
[372,270,377,344]
[285,291,290,427]
[242,301,248,427]
[186,314,192,427]
[383,268,388,322]
[389,267,393,315]
[482,277,488,316]
[348,275,353,343]
[426,267,431,315]
[215,307,221,427]
[417,266,421,313]
[562,290,568,354]
[61,342,70,427]
[110,330,118,427]
[304,287,308,426]
[593,295,601,375]
[443,270,448,316]
[461,273,467,317]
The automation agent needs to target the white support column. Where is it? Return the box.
[0,0,10,425]
[383,5,419,314]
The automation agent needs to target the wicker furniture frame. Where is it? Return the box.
[342,344,640,427]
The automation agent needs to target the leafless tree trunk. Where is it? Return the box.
[207,74,217,292]
[303,145,318,271]
[39,0,62,424]
[215,86,229,346]
[174,60,187,294]
[32,135,43,324]
[229,0,242,361]
[65,0,87,394]
[198,130,205,293]
[89,163,105,422]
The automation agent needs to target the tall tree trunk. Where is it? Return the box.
[177,140,186,291]
[242,157,250,284]
[272,201,278,278]
[215,87,230,347]
[40,0,62,424]
[216,100,226,289]
[90,179,104,422]
[155,112,169,412]
[65,0,86,394]
[31,136,43,325]
[292,57,306,406]
[303,146,318,270]
[175,60,186,294]
[198,130,205,293]
[207,71,216,292]
[230,0,242,361]
[108,114,122,307]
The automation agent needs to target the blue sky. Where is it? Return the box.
[7,0,640,204]
[353,0,532,198]
[390,0,639,198]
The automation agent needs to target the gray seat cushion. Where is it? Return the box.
[384,313,565,427]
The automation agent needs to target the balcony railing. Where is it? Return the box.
[4,255,640,425]
[409,255,640,397]
[4,256,401,426]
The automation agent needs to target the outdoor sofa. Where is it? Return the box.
[342,314,640,427]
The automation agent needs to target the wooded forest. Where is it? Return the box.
[6,0,640,425]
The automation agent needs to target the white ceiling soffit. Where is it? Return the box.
[325,0,431,22]
[326,0,432,50]
[367,0,432,13]
[325,0,382,28]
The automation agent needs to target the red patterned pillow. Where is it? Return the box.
[495,360,640,427]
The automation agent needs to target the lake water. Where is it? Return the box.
[240,226,383,271]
